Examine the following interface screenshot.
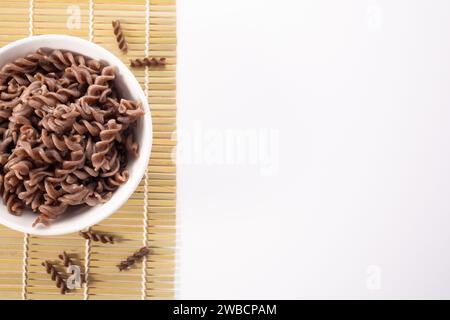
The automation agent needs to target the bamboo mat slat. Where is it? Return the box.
[0,0,176,300]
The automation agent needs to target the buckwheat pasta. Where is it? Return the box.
[117,246,150,271]
[111,20,128,53]
[79,230,115,244]
[129,57,166,67]
[0,49,144,227]
[41,260,69,295]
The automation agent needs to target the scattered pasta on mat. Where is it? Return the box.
[79,229,115,243]
[129,57,166,67]
[117,246,150,271]
[41,260,69,295]
[0,49,144,227]
[112,20,128,53]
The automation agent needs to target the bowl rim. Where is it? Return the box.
[0,34,152,236]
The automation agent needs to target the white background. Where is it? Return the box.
[177,0,450,299]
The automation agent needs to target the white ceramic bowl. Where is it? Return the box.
[0,35,152,236]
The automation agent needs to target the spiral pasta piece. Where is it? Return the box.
[41,260,69,294]
[28,83,81,112]
[117,247,150,271]
[129,57,166,67]
[2,190,23,215]
[79,230,115,244]
[92,119,122,171]
[112,20,128,53]
[0,51,44,84]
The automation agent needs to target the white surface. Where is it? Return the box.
[0,35,152,235]
[177,0,450,299]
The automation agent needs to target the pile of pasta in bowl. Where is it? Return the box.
[0,49,144,227]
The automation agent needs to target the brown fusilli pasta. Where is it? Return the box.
[129,57,166,68]
[79,230,115,244]
[0,49,144,226]
[112,20,128,53]
[117,246,150,271]
[42,260,69,294]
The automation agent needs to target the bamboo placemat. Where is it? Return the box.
[0,0,176,300]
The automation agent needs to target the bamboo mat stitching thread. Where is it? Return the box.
[21,236,29,300]
[141,0,150,301]
[28,0,33,36]
[21,0,34,301]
